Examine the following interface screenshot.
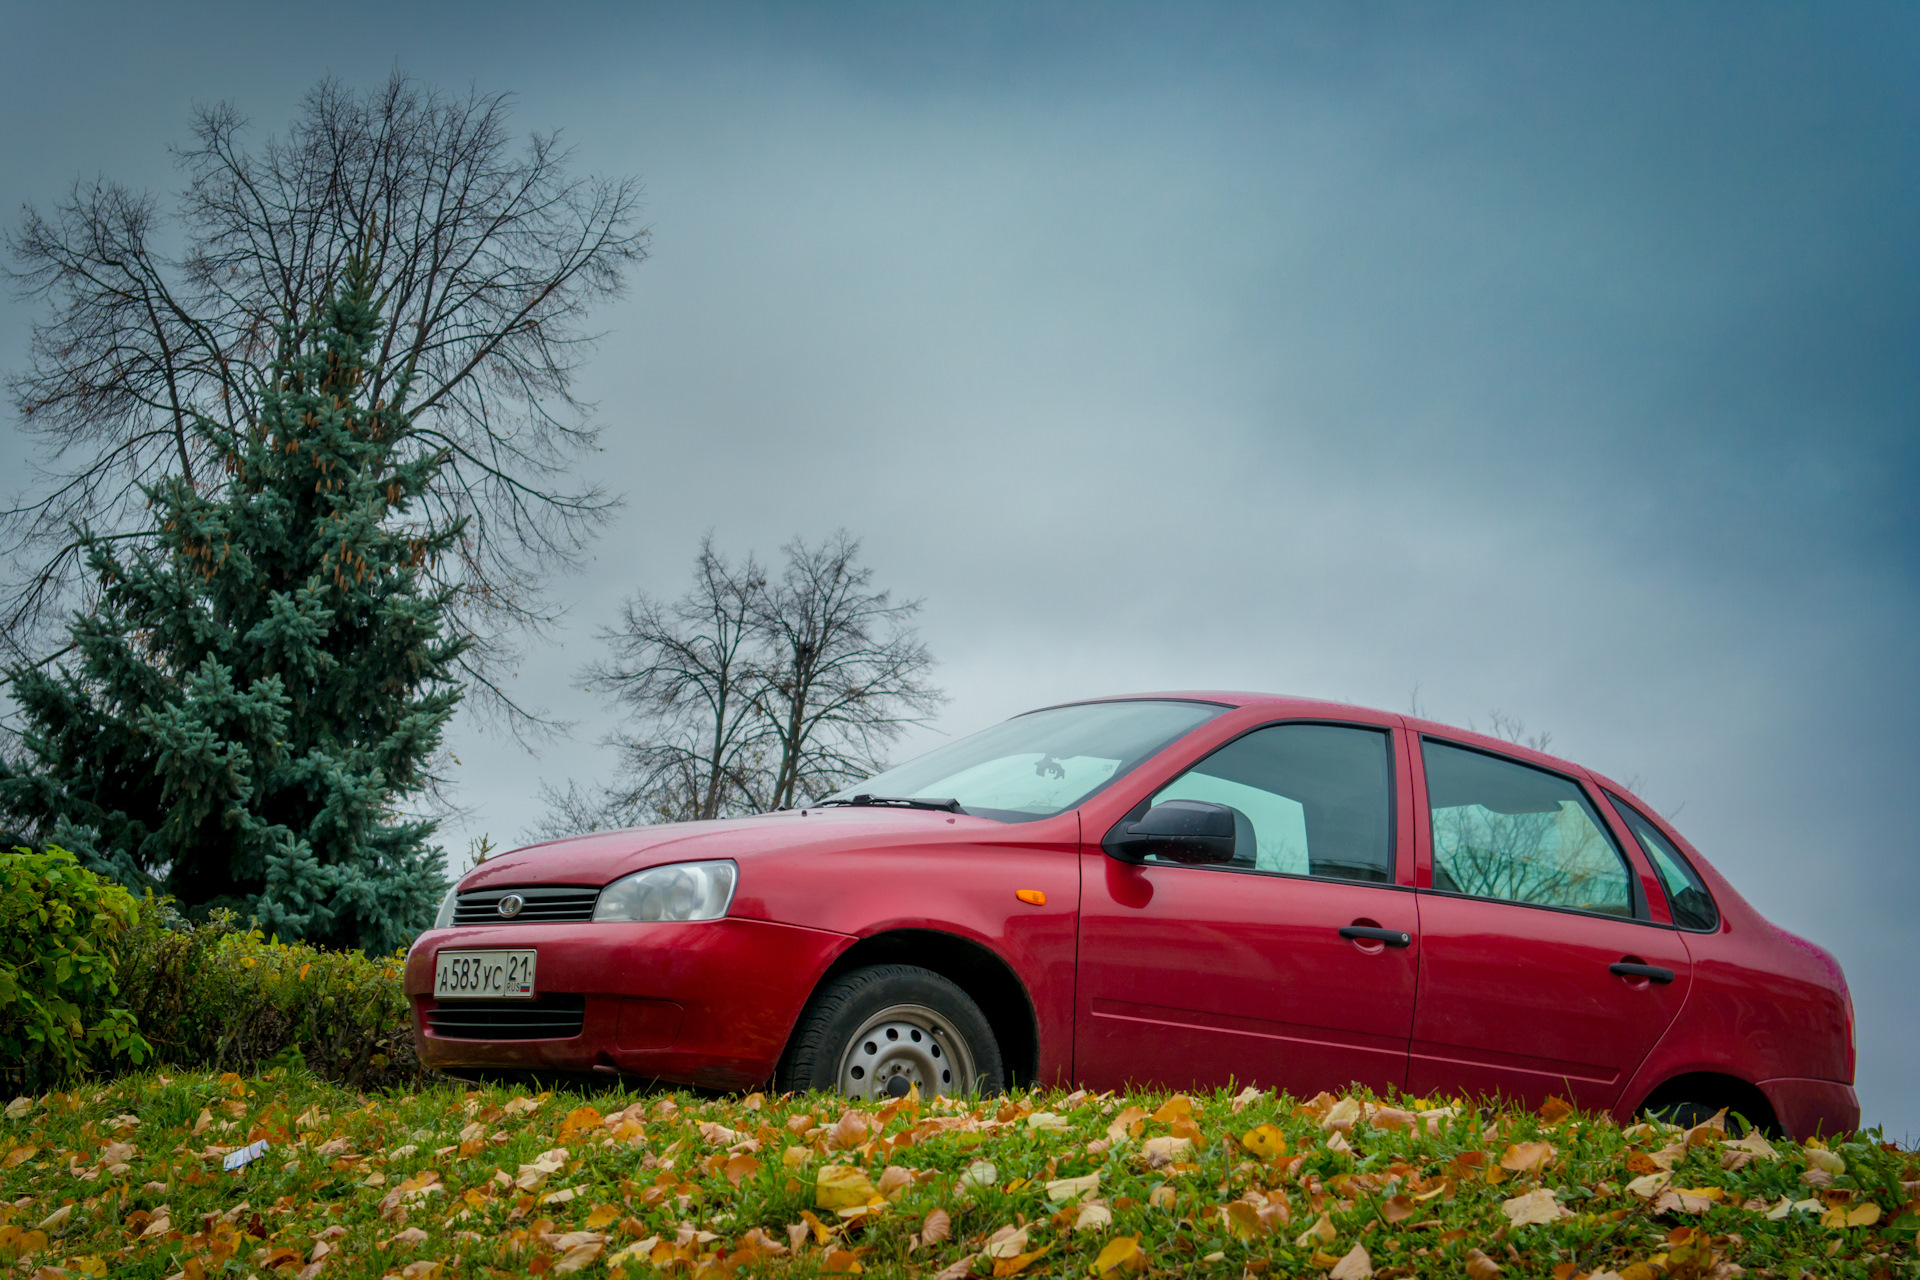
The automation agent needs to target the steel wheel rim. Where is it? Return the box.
[835,1002,977,1100]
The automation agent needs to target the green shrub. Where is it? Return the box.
[0,846,150,1090]
[113,901,428,1089]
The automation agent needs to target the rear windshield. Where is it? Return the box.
[825,700,1224,822]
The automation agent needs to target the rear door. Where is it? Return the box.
[1407,738,1691,1111]
[1075,720,1420,1095]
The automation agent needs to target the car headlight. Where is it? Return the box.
[433,885,458,930]
[594,860,737,923]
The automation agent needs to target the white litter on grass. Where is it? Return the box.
[223,1139,271,1171]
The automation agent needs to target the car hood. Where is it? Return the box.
[458,806,1005,890]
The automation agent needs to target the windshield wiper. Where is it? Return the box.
[816,794,967,814]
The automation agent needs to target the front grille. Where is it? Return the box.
[427,995,586,1041]
[453,885,600,925]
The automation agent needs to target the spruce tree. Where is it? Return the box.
[0,252,464,951]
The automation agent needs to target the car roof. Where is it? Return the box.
[1043,690,1600,781]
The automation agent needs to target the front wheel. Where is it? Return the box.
[777,964,1004,1100]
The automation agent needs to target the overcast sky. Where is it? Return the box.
[3,2,1915,1134]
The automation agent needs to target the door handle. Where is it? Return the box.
[1339,925,1412,948]
[1609,961,1675,985]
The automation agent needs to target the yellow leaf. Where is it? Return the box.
[725,1152,760,1187]
[1804,1148,1846,1175]
[1821,1201,1881,1229]
[1310,1251,1344,1269]
[1090,1234,1142,1275]
[815,1164,880,1211]
[583,1204,619,1229]
[1,1145,35,1168]
[1294,1213,1337,1248]
[1150,1095,1193,1123]
[1224,1201,1270,1239]
[1240,1124,1288,1160]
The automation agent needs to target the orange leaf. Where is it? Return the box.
[725,1153,760,1187]
[993,1244,1051,1276]
[1381,1194,1416,1223]
[1090,1235,1143,1275]
[1537,1097,1574,1124]
[555,1107,602,1142]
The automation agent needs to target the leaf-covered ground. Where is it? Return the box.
[2,1072,1914,1279]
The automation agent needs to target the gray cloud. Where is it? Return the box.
[3,2,1914,1133]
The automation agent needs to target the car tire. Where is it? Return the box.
[777,963,1005,1100]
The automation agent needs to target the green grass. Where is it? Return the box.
[2,1072,1914,1278]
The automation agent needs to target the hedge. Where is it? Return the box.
[0,848,427,1091]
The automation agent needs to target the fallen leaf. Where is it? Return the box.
[1382,1194,1416,1223]
[4,1097,31,1119]
[815,1164,880,1211]
[36,1205,71,1230]
[828,1111,870,1150]
[1322,1098,1362,1132]
[959,1160,999,1192]
[1499,1141,1555,1173]
[2,1145,36,1167]
[983,1225,1031,1258]
[1294,1214,1337,1248]
[1329,1242,1373,1280]
[1626,1172,1672,1199]
[583,1204,619,1229]
[386,1226,430,1247]
[1241,1124,1288,1160]
[993,1244,1051,1276]
[1502,1187,1571,1226]
[1106,1107,1148,1144]
[1150,1095,1193,1123]
[1464,1247,1505,1279]
[1029,1111,1071,1131]
[1231,1085,1264,1113]
[1804,1148,1846,1175]
[919,1207,952,1245]
[552,1241,604,1276]
[1821,1201,1880,1229]
[725,1152,760,1187]
[1140,1135,1192,1167]
[1046,1172,1101,1204]
[1074,1200,1113,1232]
[1224,1201,1271,1239]
[1090,1234,1143,1275]
[556,1107,602,1142]
[1538,1097,1575,1124]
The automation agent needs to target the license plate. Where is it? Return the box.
[433,949,536,999]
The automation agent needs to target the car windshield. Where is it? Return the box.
[824,699,1224,822]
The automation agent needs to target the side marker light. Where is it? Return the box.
[1015,889,1047,906]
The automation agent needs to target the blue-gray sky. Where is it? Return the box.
[3,3,1915,1134]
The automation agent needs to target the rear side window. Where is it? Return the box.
[1422,740,1637,917]
[1607,795,1720,931]
[1150,723,1394,883]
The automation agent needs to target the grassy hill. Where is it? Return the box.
[2,1072,1913,1278]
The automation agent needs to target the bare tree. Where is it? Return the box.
[753,532,944,810]
[571,537,774,827]
[534,532,942,836]
[3,74,647,723]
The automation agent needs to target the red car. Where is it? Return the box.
[406,694,1858,1137]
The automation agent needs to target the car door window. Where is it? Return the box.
[1149,724,1393,882]
[1606,794,1719,931]
[1422,740,1637,917]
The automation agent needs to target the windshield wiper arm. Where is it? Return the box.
[816,794,967,814]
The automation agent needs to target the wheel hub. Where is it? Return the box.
[836,1003,977,1100]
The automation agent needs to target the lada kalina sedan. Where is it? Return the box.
[407,694,1859,1137]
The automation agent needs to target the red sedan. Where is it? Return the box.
[406,693,1858,1138]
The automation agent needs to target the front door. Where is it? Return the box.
[1407,738,1692,1111]
[1075,722,1420,1096]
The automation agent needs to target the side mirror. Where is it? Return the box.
[1103,799,1238,866]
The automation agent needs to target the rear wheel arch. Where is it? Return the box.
[1634,1071,1780,1136]
[786,928,1040,1088]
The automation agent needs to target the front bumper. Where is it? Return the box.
[405,917,852,1090]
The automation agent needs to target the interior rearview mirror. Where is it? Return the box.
[1103,799,1238,866]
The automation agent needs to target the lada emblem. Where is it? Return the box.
[497,893,524,919]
